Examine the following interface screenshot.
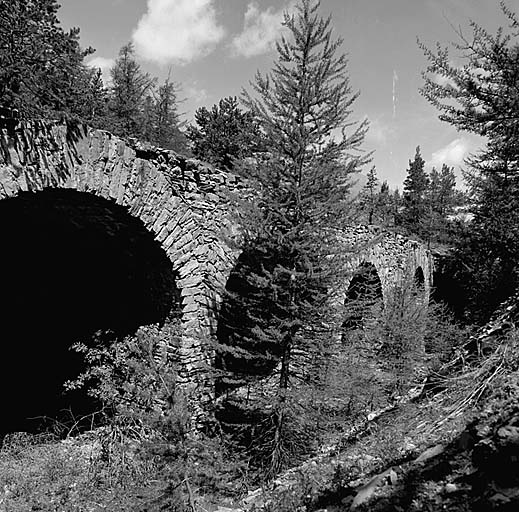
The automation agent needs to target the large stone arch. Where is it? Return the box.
[0,187,185,432]
[0,120,243,389]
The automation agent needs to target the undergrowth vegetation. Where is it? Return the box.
[253,331,519,512]
[0,325,247,511]
[0,278,469,511]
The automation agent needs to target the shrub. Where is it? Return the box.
[66,323,247,508]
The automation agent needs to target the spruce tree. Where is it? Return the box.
[402,146,429,234]
[217,0,369,476]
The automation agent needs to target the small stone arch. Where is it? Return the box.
[343,261,383,332]
[339,227,434,309]
[414,266,425,289]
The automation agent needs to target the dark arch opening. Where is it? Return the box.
[215,248,284,397]
[414,266,425,290]
[214,245,327,444]
[343,262,383,333]
[0,189,180,436]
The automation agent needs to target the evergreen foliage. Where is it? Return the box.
[107,43,156,139]
[421,164,458,246]
[0,0,95,119]
[217,0,369,477]
[402,146,429,232]
[144,77,188,151]
[81,43,188,152]
[420,1,519,322]
[0,1,188,153]
[186,97,261,169]
[359,165,379,224]
[78,68,110,128]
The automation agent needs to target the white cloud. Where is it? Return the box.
[86,56,115,85]
[132,0,226,65]
[231,2,292,58]
[430,138,470,169]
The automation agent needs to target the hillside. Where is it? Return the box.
[1,293,518,511]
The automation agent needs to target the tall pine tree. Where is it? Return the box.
[217,0,369,476]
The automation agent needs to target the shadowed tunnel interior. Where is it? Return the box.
[343,262,383,333]
[0,189,179,436]
[414,266,425,290]
[215,248,284,397]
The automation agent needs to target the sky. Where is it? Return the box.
[57,0,513,189]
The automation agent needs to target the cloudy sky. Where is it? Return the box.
[58,0,510,188]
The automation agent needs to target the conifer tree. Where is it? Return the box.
[420,2,519,321]
[218,0,369,476]
[145,77,188,152]
[108,43,155,139]
[377,180,394,227]
[187,97,261,169]
[0,0,94,119]
[437,164,457,217]
[402,146,429,234]
[392,188,403,226]
[360,165,379,224]
[78,68,109,128]
[420,164,458,246]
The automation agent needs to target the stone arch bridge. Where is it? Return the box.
[0,120,433,424]
[340,225,433,304]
